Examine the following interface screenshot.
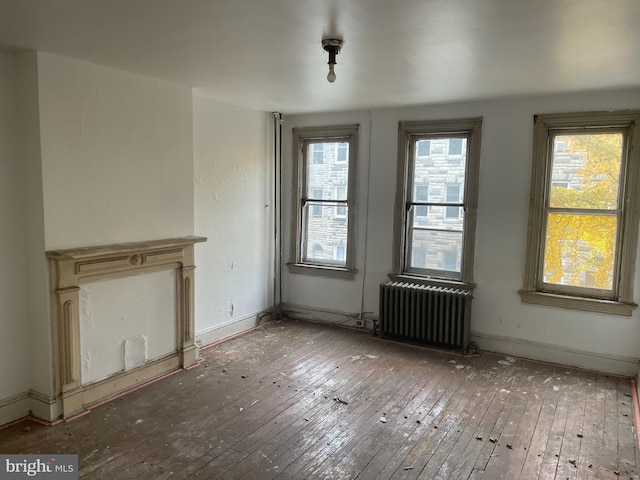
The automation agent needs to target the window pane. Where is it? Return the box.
[543,213,617,290]
[307,142,348,194]
[304,204,348,266]
[413,139,467,199]
[549,133,623,210]
[410,229,463,273]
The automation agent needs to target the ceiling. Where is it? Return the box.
[0,0,639,114]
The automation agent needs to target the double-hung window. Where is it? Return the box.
[289,124,358,278]
[392,118,482,285]
[520,111,640,315]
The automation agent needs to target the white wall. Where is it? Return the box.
[193,96,273,344]
[28,52,196,417]
[282,88,640,375]
[0,52,32,423]
[36,52,194,250]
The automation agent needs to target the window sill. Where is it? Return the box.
[287,263,357,279]
[388,273,475,293]
[518,290,637,316]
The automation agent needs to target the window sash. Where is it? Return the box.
[289,124,359,276]
[404,135,469,279]
[537,128,628,299]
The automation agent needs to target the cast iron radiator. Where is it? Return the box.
[378,281,473,353]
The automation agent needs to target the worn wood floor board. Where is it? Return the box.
[429,356,517,480]
[313,358,446,479]
[85,323,348,479]
[207,350,384,479]
[146,323,381,480]
[208,331,418,479]
[0,319,637,480]
[272,354,422,479]
[358,357,487,479]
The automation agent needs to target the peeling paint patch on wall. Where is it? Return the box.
[123,334,148,370]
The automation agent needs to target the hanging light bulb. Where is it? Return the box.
[327,64,336,83]
[322,38,343,83]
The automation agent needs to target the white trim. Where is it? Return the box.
[472,331,638,376]
[196,312,259,348]
[29,390,59,422]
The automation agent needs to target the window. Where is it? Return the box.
[289,124,359,277]
[312,144,324,164]
[336,143,348,163]
[520,111,640,315]
[445,183,461,219]
[417,140,431,157]
[414,184,429,218]
[448,138,463,156]
[310,188,323,218]
[392,118,482,285]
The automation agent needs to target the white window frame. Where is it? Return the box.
[520,110,640,316]
[391,117,482,288]
[288,124,358,278]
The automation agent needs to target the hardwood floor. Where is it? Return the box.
[1,319,638,479]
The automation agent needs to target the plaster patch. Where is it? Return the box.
[211,193,223,206]
[82,351,92,375]
[123,334,148,370]
[80,288,95,327]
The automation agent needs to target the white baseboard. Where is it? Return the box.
[29,390,59,422]
[472,331,639,377]
[0,391,30,426]
[281,303,372,330]
[196,312,260,348]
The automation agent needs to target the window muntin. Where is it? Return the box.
[520,111,640,315]
[393,118,482,285]
[290,125,358,276]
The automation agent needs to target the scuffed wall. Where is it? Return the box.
[193,96,273,344]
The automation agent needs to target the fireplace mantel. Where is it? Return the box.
[46,236,207,419]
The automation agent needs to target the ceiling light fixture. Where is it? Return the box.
[322,38,343,83]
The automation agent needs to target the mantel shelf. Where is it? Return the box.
[46,236,207,260]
